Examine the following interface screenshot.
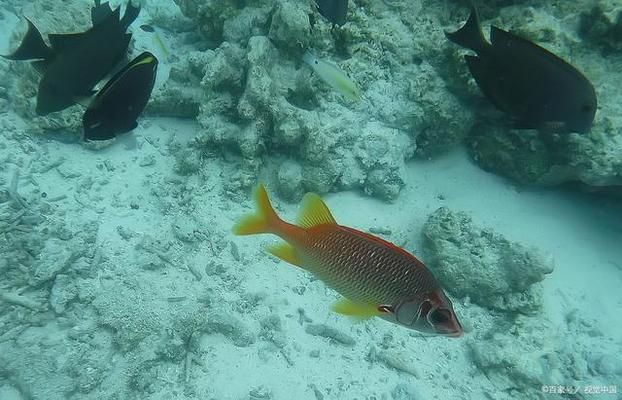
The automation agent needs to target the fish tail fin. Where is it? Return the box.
[232,184,283,236]
[3,19,53,61]
[445,6,488,54]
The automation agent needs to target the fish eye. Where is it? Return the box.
[429,309,451,325]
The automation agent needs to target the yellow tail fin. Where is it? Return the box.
[232,184,280,236]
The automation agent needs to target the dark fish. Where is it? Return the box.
[314,0,349,26]
[82,52,158,141]
[445,7,597,134]
[2,1,140,115]
[139,24,155,33]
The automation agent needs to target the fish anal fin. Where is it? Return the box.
[331,298,383,320]
[266,242,301,267]
[296,193,336,229]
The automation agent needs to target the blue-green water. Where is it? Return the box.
[0,1,621,399]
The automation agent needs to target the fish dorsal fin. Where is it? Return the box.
[296,193,337,228]
[91,1,113,26]
[490,26,572,72]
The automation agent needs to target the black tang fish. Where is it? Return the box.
[445,7,597,134]
[82,52,158,141]
[2,1,140,116]
[314,0,349,26]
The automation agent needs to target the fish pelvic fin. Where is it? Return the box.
[232,184,282,236]
[445,6,489,54]
[3,19,53,61]
[267,242,301,267]
[331,298,383,320]
[296,192,337,229]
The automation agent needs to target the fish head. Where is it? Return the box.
[391,289,463,337]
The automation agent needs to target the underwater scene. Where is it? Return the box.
[0,0,621,399]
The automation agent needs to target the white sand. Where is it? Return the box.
[1,105,620,398]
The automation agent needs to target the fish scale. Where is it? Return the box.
[296,225,438,307]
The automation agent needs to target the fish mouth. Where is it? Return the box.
[438,323,463,338]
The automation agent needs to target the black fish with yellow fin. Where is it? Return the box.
[82,52,158,141]
[2,1,140,115]
[445,7,597,133]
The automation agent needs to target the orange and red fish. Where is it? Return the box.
[233,184,463,337]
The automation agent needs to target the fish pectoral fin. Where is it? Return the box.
[331,298,383,320]
[266,242,301,267]
[296,193,337,229]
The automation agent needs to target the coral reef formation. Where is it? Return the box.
[445,2,622,191]
[422,207,554,314]
[167,0,473,200]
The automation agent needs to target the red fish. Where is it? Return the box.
[233,184,463,337]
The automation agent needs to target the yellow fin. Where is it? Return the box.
[232,184,279,236]
[331,298,382,320]
[266,242,301,267]
[296,193,336,229]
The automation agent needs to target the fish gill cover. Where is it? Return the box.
[0,0,621,400]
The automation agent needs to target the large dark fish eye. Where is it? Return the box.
[429,309,451,324]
